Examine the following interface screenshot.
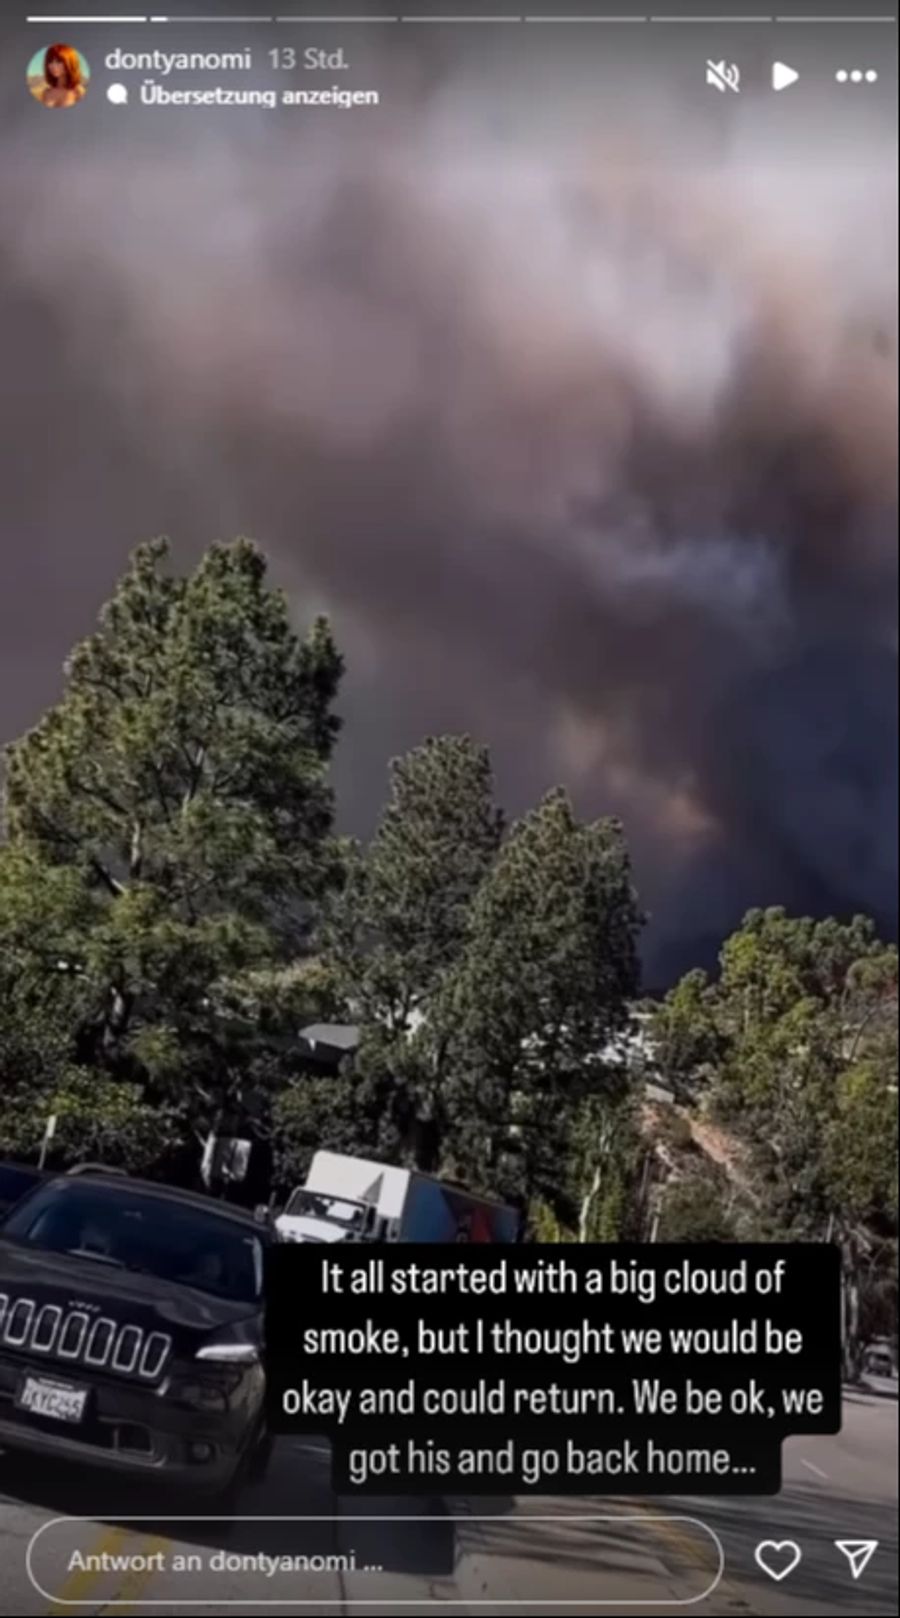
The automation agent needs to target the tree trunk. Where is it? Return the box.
[578,1165,602,1243]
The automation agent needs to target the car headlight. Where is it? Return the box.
[196,1341,260,1364]
[195,1323,261,1365]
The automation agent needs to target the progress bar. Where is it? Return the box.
[25,9,899,19]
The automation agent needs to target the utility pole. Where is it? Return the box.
[37,1113,57,1171]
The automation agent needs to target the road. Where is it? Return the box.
[0,1392,895,1616]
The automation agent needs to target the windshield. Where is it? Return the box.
[283,1189,370,1232]
[2,1181,263,1304]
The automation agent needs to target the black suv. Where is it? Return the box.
[0,1170,273,1497]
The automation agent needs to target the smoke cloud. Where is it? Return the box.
[1,33,896,977]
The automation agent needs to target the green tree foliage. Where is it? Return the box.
[1,539,343,1158]
[272,1052,406,1197]
[653,906,898,1355]
[6,538,341,932]
[824,1060,898,1223]
[0,1069,176,1172]
[656,1166,737,1243]
[650,967,724,1097]
[435,790,643,1200]
[283,736,505,1176]
[566,1093,642,1242]
[324,735,503,1033]
[292,773,644,1205]
[711,914,897,1233]
[277,770,644,1213]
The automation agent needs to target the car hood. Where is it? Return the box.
[0,1238,259,1337]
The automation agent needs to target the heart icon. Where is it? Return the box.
[755,1541,802,1582]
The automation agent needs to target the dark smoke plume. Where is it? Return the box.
[1,36,896,976]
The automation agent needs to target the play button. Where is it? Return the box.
[772,62,800,91]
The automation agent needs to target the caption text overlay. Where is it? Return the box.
[265,1243,840,1494]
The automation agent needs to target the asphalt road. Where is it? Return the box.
[0,1392,895,1616]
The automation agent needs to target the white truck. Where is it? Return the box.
[275,1151,520,1245]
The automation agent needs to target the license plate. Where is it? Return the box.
[16,1376,87,1423]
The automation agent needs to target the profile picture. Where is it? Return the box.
[27,43,90,108]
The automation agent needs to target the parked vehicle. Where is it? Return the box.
[275,1150,521,1244]
[0,1169,273,1496]
[861,1339,897,1386]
